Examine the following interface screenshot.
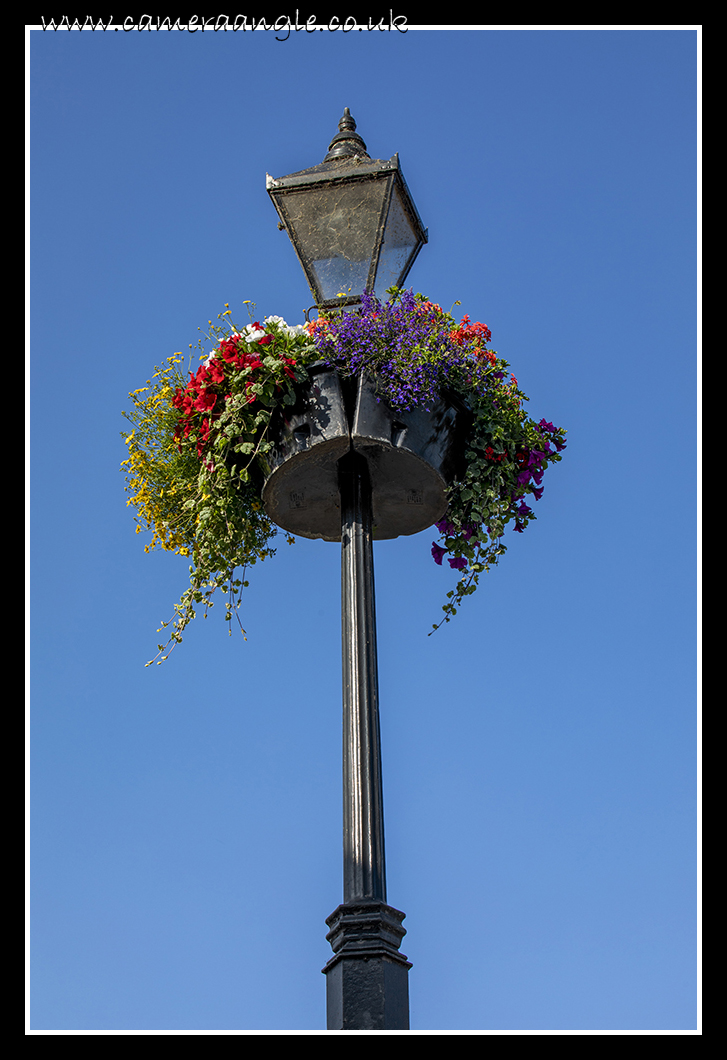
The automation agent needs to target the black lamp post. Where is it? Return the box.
[264,111,445,1031]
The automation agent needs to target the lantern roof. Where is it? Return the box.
[265,110,418,197]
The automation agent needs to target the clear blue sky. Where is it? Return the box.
[28,26,699,1033]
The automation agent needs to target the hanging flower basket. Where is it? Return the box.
[259,365,472,542]
[121,289,566,664]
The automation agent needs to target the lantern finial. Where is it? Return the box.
[324,108,369,162]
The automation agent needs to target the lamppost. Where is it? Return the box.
[265,110,445,1031]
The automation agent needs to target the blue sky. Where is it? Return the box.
[28,25,699,1033]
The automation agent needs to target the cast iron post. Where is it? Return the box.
[322,450,411,1030]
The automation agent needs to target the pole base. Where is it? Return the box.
[322,901,412,1029]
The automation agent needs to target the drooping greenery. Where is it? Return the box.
[121,307,320,664]
[311,289,567,630]
[121,294,566,663]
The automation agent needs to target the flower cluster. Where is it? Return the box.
[313,288,478,412]
[122,292,566,661]
[312,288,566,631]
[122,306,319,664]
[171,317,305,462]
[121,354,199,556]
[450,313,494,363]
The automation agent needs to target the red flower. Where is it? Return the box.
[220,339,242,365]
[194,389,217,413]
[450,316,492,348]
[192,417,214,458]
[194,365,212,388]
[208,359,225,384]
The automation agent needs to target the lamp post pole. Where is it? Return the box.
[265,110,431,1029]
[322,450,411,1030]
[339,451,386,904]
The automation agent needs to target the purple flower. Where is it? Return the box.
[517,469,532,486]
[531,486,544,501]
[431,543,447,566]
[448,556,468,571]
[311,287,483,413]
[436,518,456,537]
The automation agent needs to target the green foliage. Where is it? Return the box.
[121,306,317,665]
[121,297,566,664]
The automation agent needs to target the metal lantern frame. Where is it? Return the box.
[266,109,428,311]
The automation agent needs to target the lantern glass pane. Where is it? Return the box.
[373,182,421,298]
[280,178,388,303]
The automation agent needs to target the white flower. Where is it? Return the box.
[264,315,307,339]
[241,324,266,343]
